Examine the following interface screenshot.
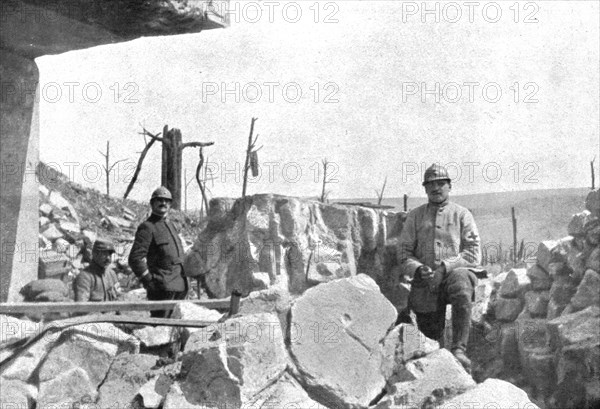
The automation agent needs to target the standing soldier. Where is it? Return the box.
[398,164,482,372]
[129,186,188,317]
[74,238,120,302]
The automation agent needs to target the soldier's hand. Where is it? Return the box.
[140,274,155,293]
[417,265,434,281]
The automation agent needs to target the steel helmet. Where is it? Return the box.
[151,186,173,201]
[422,164,451,186]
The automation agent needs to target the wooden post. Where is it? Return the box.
[161,125,169,187]
[105,141,110,196]
[403,194,408,212]
[592,158,596,190]
[511,207,518,264]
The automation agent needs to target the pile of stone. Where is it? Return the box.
[491,189,599,408]
[0,275,539,409]
[37,186,137,294]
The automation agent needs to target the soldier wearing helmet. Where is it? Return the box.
[129,186,187,317]
[74,238,120,302]
[398,164,482,372]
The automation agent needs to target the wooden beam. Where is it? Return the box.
[0,299,230,315]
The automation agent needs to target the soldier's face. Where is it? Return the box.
[424,180,451,204]
[151,197,172,217]
[92,249,113,268]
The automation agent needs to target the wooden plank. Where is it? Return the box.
[0,299,230,315]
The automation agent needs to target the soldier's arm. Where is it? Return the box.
[73,272,91,302]
[398,210,423,278]
[128,223,153,278]
[442,209,481,272]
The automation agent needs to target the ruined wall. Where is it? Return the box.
[184,194,408,309]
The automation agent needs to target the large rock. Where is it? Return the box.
[133,326,179,348]
[180,313,288,408]
[569,270,600,312]
[495,297,524,322]
[527,264,552,291]
[376,349,475,409]
[97,353,158,409]
[499,268,530,299]
[38,367,98,408]
[0,378,36,409]
[0,315,42,347]
[171,301,223,344]
[587,247,600,272]
[289,274,397,409]
[441,378,539,408]
[568,211,593,236]
[381,323,439,380]
[554,338,600,408]
[247,372,323,409]
[537,240,560,271]
[524,290,550,317]
[549,274,578,307]
[586,189,600,216]
[238,284,293,330]
[184,195,400,299]
[547,306,600,350]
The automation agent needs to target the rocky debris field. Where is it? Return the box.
[0,275,540,409]
[2,162,598,408]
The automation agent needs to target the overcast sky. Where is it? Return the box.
[36,0,599,207]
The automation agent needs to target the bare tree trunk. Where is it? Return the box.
[242,117,258,198]
[403,194,408,212]
[123,128,163,199]
[320,159,329,203]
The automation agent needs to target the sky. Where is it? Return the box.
[36,0,599,207]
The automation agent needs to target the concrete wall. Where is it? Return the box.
[0,50,39,301]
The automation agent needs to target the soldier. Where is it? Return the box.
[398,164,481,372]
[129,186,187,317]
[74,238,120,302]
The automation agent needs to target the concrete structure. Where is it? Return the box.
[0,0,228,301]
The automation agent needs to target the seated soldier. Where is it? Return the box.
[74,238,120,302]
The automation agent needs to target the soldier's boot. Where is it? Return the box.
[451,303,472,373]
[452,348,471,374]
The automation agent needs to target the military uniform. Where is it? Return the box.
[129,213,187,315]
[74,260,120,302]
[398,167,482,360]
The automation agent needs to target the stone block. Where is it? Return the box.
[42,223,64,241]
[97,353,157,409]
[586,189,600,216]
[39,203,53,216]
[441,378,539,408]
[586,247,600,272]
[524,290,550,317]
[568,211,593,236]
[570,269,600,312]
[377,349,475,409]
[180,313,288,408]
[527,264,552,291]
[549,274,578,306]
[49,191,70,209]
[499,268,530,299]
[289,274,397,409]
[495,297,524,322]
[547,305,600,350]
[537,240,560,271]
[38,251,70,278]
[381,323,439,380]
